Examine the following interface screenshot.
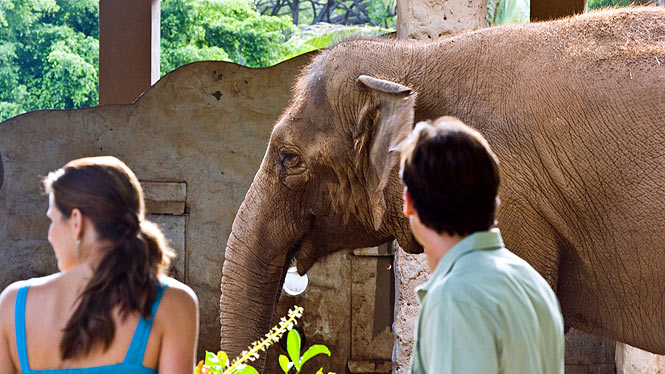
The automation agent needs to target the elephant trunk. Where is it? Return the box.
[220,177,295,369]
[220,250,284,367]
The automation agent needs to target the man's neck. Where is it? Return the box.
[420,231,466,273]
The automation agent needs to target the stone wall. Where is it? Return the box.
[0,54,399,373]
[0,57,309,362]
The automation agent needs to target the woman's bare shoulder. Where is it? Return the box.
[0,274,62,317]
[159,277,198,312]
[0,274,58,305]
[0,281,23,315]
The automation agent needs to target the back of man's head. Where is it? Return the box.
[400,116,500,237]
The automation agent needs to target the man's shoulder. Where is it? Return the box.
[433,248,557,307]
[426,270,488,308]
[457,247,546,282]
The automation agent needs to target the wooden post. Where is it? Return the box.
[99,0,160,105]
[531,0,586,21]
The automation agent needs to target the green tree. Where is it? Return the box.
[161,0,295,73]
[0,0,549,123]
[588,0,630,8]
[0,0,98,121]
[0,42,28,120]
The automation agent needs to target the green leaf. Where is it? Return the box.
[217,351,228,368]
[205,350,220,366]
[286,329,302,371]
[279,354,291,373]
[232,364,260,374]
[300,345,331,366]
[316,369,323,374]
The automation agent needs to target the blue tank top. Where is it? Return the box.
[15,283,167,373]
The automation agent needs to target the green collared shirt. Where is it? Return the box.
[410,228,564,374]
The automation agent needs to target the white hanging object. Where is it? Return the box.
[283,267,308,296]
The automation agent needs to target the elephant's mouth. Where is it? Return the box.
[289,232,330,276]
[292,238,317,276]
[286,238,302,270]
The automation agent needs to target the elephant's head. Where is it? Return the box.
[220,46,423,363]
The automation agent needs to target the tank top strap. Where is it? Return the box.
[123,283,168,365]
[14,285,31,371]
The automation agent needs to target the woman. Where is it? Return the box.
[0,156,198,373]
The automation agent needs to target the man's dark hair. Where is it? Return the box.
[400,116,500,237]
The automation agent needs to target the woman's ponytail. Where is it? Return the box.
[44,157,175,360]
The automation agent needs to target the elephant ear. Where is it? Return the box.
[356,75,416,231]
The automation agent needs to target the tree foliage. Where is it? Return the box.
[2,0,643,122]
[162,0,296,70]
[487,0,529,25]
[0,0,396,122]
[588,0,631,8]
[254,0,396,27]
[0,0,98,120]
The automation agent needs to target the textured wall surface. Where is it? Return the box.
[0,53,398,373]
[396,0,486,40]
[616,343,665,374]
[0,56,311,360]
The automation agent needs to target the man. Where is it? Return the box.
[400,116,564,373]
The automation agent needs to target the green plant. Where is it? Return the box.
[195,350,258,374]
[487,0,529,26]
[278,329,331,374]
[281,22,392,61]
[194,306,334,374]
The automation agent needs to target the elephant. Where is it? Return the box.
[220,7,665,368]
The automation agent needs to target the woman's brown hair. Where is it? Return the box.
[43,156,175,360]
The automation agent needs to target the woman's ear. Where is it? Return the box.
[70,208,83,240]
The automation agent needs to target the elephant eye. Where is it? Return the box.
[280,150,301,168]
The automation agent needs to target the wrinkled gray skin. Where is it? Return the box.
[221,7,665,368]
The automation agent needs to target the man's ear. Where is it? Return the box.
[403,188,415,217]
[356,75,416,231]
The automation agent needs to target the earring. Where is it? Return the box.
[75,239,81,256]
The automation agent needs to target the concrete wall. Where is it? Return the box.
[0,56,309,363]
[0,54,398,373]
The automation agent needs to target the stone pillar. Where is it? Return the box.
[99,0,160,105]
[616,343,665,373]
[396,0,486,40]
[392,246,429,374]
[393,2,486,372]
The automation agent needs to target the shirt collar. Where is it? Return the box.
[415,228,504,302]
